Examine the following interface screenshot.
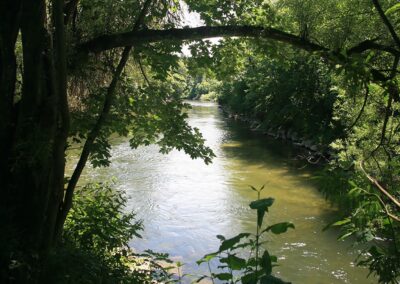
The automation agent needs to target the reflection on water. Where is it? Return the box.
[71,101,376,283]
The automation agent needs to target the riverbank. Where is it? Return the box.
[218,103,333,163]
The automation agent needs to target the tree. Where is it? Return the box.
[1,0,399,282]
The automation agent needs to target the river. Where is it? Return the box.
[73,101,376,283]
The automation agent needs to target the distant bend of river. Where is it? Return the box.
[70,101,376,284]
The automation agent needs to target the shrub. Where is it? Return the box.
[43,182,168,283]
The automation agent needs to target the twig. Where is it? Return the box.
[347,84,370,131]
[359,160,400,209]
[136,56,151,86]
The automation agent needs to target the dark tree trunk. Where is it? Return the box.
[0,0,22,281]
[0,0,69,282]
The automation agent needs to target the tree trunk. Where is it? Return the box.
[0,0,69,281]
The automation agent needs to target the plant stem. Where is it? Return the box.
[207,262,215,284]
[255,190,261,280]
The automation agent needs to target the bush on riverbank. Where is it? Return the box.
[42,182,173,284]
[217,54,343,146]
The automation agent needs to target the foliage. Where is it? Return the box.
[217,52,342,145]
[195,186,294,284]
[43,182,179,283]
[319,168,400,283]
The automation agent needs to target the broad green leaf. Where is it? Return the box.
[214,272,232,281]
[249,198,275,211]
[261,250,272,275]
[219,233,251,252]
[196,252,218,265]
[257,209,266,228]
[250,198,275,227]
[220,254,247,270]
[263,222,295,235]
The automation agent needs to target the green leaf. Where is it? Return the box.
[218,233,251,252]
[250,185,258,192]
[261,250,272,275]
[196,252,218,265]
[331,218,351,227]
[220,254,247,270]
[263,222,295,235]
[338,231,355,241]
[247,257,258,268]
[348,180,357,187]
[250,198,274,227]
[386,3,400,15]
[250,198,275,211]
[257,209,266,228]
[216,234,225,241]
[241,270,264,284]
[241,272,258,284]
[214,272,232,281]
[323,218,351,231]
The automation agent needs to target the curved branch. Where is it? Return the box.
[77,25,399,86]
[347,84,369,131]
[348,39,400,57]
[79,25,329,54]
[136,56,151,85]
[55,46,132,241]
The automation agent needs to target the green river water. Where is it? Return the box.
[70,101,376,283]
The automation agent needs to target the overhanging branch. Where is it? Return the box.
[348,39,400,57]
[78,25,329,54]
[77,25,399,85]
[79,25,400,58]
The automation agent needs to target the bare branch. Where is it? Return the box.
[136,55,151,86]
[347,84,370,131]
[360,160,400,209]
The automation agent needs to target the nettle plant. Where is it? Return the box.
[195,186,294,284]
